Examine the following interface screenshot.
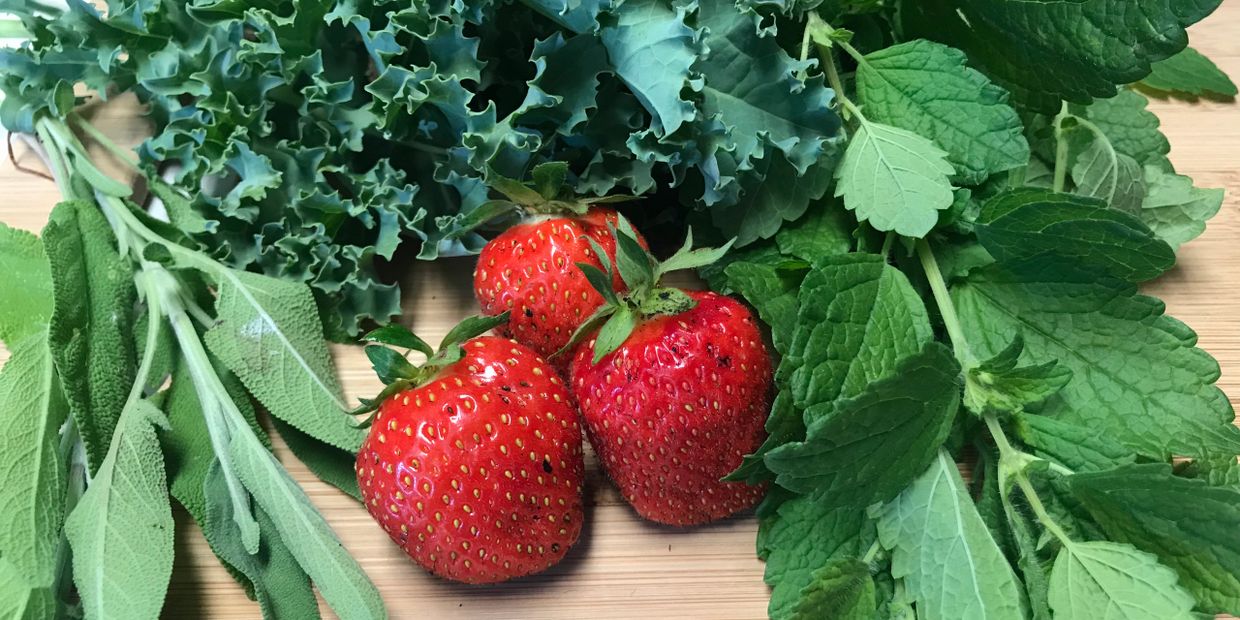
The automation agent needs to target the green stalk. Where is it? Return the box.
[914,239,973,365]
[70,113,140,170]
[1052,101,1071,193]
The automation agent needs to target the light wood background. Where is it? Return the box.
[3,6,1240,618]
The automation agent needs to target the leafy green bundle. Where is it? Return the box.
[3,0,1240,619]
[0,115,383,617]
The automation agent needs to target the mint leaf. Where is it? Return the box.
[767,343,961,506]
[65,400,175,620]
[879,450,1025,620]
[1000,483,1054,620]
[773,202,853,263]
[759,494,867,620]
[204,269,364,452]
[1078,90,1170,166]
[1072,464,1240,614]
[696,1,841,174]
[792,557,876,620]
[1141,46,1238,98]
[855,39,1029,184]
[723,262,805,356]
[784,254,933,409]
[1064,119,1121,203]
[834,119,956,238]
[43,200,138,472]
[1014,414,1136,473]
[963,336,1072,416]
[1141,164,1224,250]
[0,330,69,589]
[599,0,697,136]
[902,0,1220,111]
[0,223,52,345]
[1048,540,1195,620]
[953,263,1240,458]
[974,188,1175,283]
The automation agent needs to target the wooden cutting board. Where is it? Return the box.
[3,6,1240,617]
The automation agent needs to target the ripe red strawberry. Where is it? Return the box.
[355,316,585,584]
[564,225,772,525]
[474,207,645,359]
[470,163,646,360]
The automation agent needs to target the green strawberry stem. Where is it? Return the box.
[559,217,735,363]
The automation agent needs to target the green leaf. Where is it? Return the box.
[43,200,138,472]
[834,119,956,238]
[590,304,636,363]
[203,464,322,620]
[784,254,933,409]
[1079,90,1169,166]
[766,343,961,506]
[655,230,735,276]
[855,39,1029,184]
[901,0,1221,111]
[878,450,1025,620]
[791,558,876,620]
[1141,46,1237,98]
[999,476,1054,620]
[364,346,419,385]
[1064,119,1121,203]
[722,261,805,356]
[773,202,853,263]
[204,269,363,452]
[1014,414,1136,473]
[728,391,800,484]
[974,188,1175,283]
[0,555,56,620]
[438,312,510,352]
[0,223,53,345]
[273,417,363,502]
[361,324,433,358]
[711,151,835,247]
[599,0,697,136]
[229,430,384,620]
[576,262,619,306]
[696,1,841,173]
[1140,164,1224,250]
[1048,540,1195,620]
[611,221,654,291]
[759,494,867,620]
[963,336,1072,416]
[0,330,69,588]
[65,399,175,620]
[953,263,1240,458]
[1071,463,1240,614]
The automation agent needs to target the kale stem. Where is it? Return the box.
[914,239,973,365]
[1052,101,1071,193]
[861,538,882,564]
[798,21,813,79]
[70,113,140,171]
[33,120,78,199]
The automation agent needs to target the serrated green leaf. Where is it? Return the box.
[273,417,362,502]
[791,557,876,620]
[964,336,1071,417]
[66,399,174,620]
[953,262,1240,458]
[1014,414,1136,473]
[204,269,363,452]
[1078,90,1170,166]
[0,330,69,589]
[1140,164,1224,249]
[0,223,53,345]
[599,0,697,136]
[974,188,1175,283]
[722,262,805,356]
[1065,119,1121,203]
[855,39,1029,184]
[1142,46,1237,98]
[834,120,956,238]
[878,450,1025,620]
[767,343,961,506]
[759,494,867,620]
[1048,540,1195,620]
[43,200,138,472]
[902,0,1221,111]
[229,430,384,620]
[773,201,853,263]
[1071,464,1240,614]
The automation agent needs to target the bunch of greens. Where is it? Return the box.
[3,0,1240,619]
[0,114,383,618]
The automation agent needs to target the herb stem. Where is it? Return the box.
[71,113,140,170]
[914,239,973,365]
[1052,101,1071,193]
[34,120,77,199]
[880,231,896,257]
[984,414,1074,546]
[861,538,882,564]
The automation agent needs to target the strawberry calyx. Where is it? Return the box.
[351,312,511,421]
[489,161,640,218]
[557,217,735,364]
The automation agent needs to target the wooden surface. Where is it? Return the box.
[3,7,1240,618]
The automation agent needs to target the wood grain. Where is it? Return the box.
[3,6,1240,618]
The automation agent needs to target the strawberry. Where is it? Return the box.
[354,314,585,584]
[471,162,645,360]
[564,224,772,526]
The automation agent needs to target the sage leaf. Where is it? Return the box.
[204,269,363,452]
[878,450,1024,620]
[66,400,175,620]
[1048,540,1195,620]
[0,557,56,620]
[0,223,52,345]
